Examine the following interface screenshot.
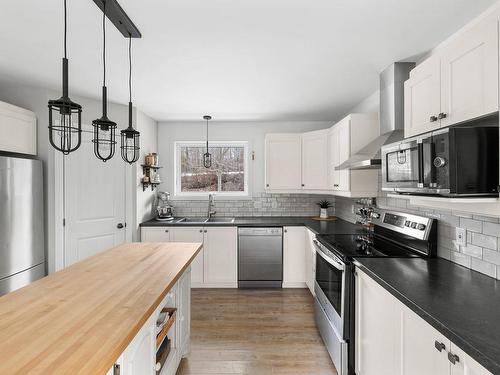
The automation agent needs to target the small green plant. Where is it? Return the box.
[316,200,333,209]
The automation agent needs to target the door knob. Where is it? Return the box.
[116,223,124,229]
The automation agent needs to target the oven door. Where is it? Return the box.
[314,241,346,336]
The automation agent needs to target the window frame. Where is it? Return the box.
[174,141,249,198]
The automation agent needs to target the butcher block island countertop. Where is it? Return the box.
[0,242,202,375]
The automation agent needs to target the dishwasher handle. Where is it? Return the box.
[238,227,283,236]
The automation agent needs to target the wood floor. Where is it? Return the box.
[177,288,338,375]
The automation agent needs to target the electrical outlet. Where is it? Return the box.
[456,227,466,246]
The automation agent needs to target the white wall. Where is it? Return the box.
[133,109,158,240]
[157,121,332,197]
[0,78,157,272]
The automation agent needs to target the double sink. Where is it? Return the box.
[174,217,235,224]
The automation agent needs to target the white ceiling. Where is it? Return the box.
[0,0,497,121]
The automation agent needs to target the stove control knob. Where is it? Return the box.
[371,212,381,219]
[417,224,426,231]
[405,221,411,227]
[433,157,447,168]
[411,222,417,229]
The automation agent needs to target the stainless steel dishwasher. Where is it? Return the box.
[238,227,283,288]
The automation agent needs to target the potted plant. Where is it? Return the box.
[317,200,333,219]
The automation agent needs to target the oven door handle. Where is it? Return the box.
[313,240,345,271]
[417,140,424,187]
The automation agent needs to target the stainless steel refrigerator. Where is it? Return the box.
[0,155,45,296]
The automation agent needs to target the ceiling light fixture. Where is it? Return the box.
[92,0,117,162]
[203,115,212,169]
[120,35,140,164]
[48,0,82,155]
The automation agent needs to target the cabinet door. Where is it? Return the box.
[440,19,498,127]
[327,127,339,190]
[171,227,204,285]
[283,226,306,287]
[305,229,316,295]
[0,101,36,155]
[404,57,441,137]
[178,268,191,357]
[265,134,302,190]
[449,343,492,375]
[141,227,171,242]
[204,227,237,285]
[336,119,351,192]
[122,320,155,375]
[302,130,328,190]
[401,306,450,375]
[355,269,401,375]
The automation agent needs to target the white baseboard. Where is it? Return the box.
[282,282,307,288]
[191,282,238,288]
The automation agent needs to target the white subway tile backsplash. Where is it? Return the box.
[471,233,498,250]
[451,251,471,268]
[483,222,500,236]
[461,244,483,259]
[471,258,497,278]
[483,249,500,266]
[459,218,482,233]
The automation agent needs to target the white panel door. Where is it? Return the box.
[171,227,204,285]
[449,343,492,375]
[401,306,450,375]
[265,134,302,190]
[404,57,441,137]
[440,19,498,127]
[355,269,401,375]
[64,128,126,266]
[302,130,328,190]
[283,226,306,287]
[204,227,238,284]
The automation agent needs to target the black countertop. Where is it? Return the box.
[354,257,500,374]
[140,216,367,235]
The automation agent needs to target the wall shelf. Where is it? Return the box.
[141,164,162,192]
[387,194,500,217]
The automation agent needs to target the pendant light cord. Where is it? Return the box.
[102,0,106,86]
[128,35,132,103]
[63,0,67,58]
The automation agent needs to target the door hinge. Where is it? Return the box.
[113,363,121,375]
[63,218,66,227]
[252,151,255,161]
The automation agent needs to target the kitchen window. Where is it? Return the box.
[175,141,248,196]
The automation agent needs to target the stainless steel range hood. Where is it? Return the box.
[336,62,415,170]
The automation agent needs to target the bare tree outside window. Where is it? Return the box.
[178,144,246,193]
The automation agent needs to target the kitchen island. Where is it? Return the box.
[0,242,202,375]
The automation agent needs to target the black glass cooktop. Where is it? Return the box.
[316,233,421,262]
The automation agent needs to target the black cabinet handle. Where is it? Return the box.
[165,230,169,233]
[301,184,305,187]
[438,112,447,120]
[199,230,203,233]
[434,341,446,352]
[116,223,124,229]
[266,184,269,187]
[430,115,438,122]
[448,352,459,365]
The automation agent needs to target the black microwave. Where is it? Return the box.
[381,116,499,197]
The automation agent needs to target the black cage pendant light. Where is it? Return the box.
[92,0,117,162]
[120,35,140,164]
[203,115,212,168]
[48,0,82,155]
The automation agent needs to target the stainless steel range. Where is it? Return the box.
[313,209,437,375]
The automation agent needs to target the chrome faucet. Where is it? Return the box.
[208,194,216,219]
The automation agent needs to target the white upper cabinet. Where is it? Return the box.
[404,56,442,138]
[265,134,302,190]
[301,130,329,190]
[0,101,36,155]
[328,114,379,197]
[404,17,499,138]
[440,19,498,127]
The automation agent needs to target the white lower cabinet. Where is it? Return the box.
[141,226,237,288]
[170,227,204,285]
[305,229,316,295]
[107,267,191,375]
[355,268,492,375]
[283,226,306,287]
